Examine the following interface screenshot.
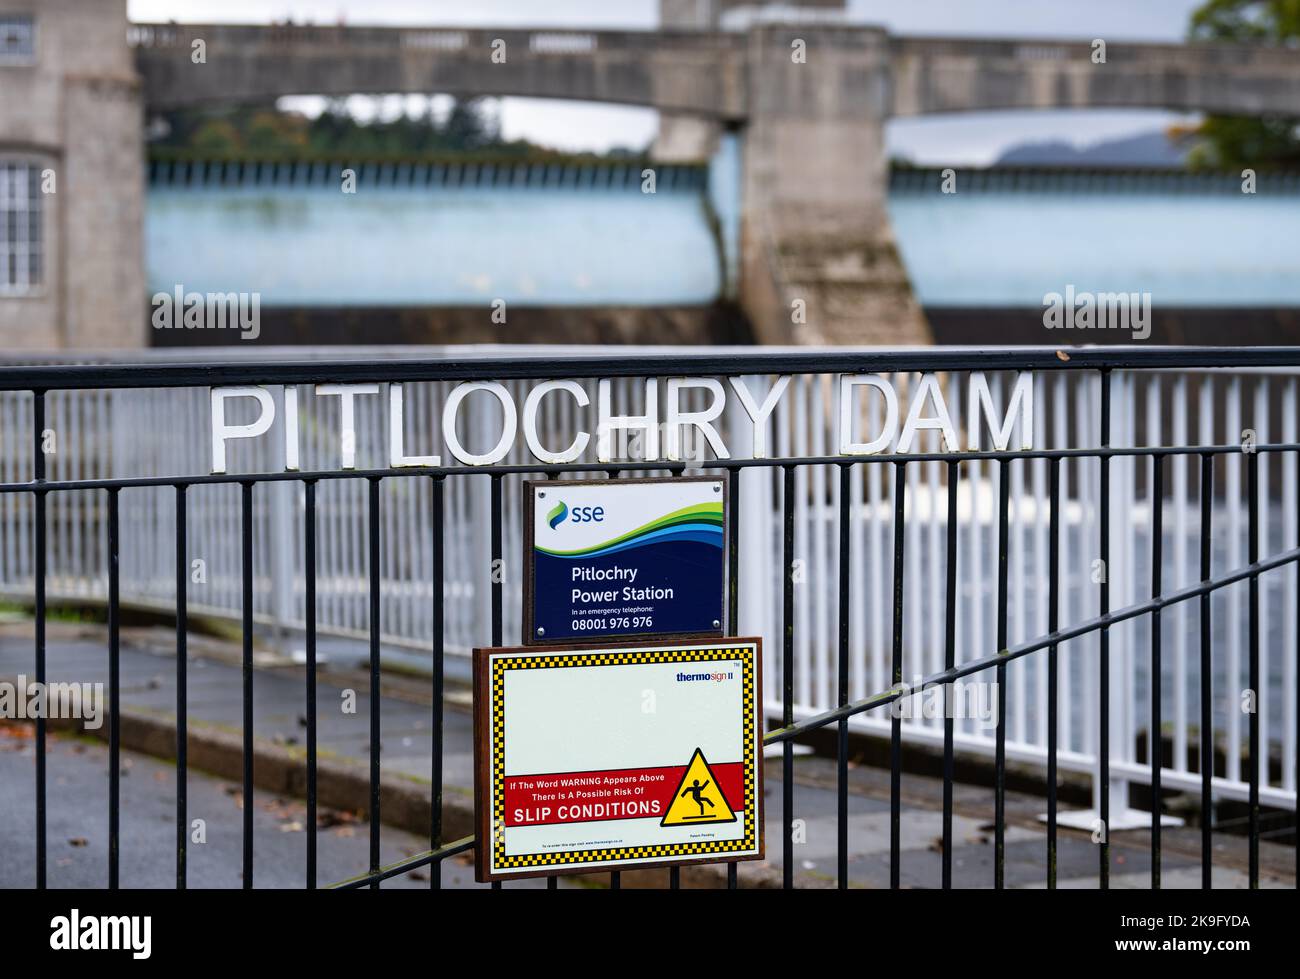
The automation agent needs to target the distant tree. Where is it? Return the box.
[443,98,495,151]
[188,118,243,155]
[246,109,309,153]
[1187,0,1300,169]
[146,95,636,166]
[1191,0,1300,39]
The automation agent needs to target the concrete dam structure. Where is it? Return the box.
[3,0,1300,350]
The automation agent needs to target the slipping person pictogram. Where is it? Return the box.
[680,778,716,818]
[660,747,738,826]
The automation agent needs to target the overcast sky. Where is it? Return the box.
[127,0,1208,163]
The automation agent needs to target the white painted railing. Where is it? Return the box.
[0,347,1295,817]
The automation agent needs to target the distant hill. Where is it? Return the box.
[995,130,1192,168]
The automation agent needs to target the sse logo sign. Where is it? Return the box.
[547,501,604,530]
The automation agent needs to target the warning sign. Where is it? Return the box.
[661,749,737,826]
[473,638,764,881]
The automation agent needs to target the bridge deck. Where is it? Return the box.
[131,22,1300,117]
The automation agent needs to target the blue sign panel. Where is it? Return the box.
[524,478,726,644]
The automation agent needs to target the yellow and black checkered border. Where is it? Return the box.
[488,645,758,873]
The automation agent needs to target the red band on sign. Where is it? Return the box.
[502,763,743,827]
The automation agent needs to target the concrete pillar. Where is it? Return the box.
[739,25,929,346]
[659,0,718,29]
[654,0,723,161]
[652,115,720,163]
[655,1,853,163]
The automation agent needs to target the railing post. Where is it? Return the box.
[469,397,494,640]
[728,375,773,652]
[1054,372,1185,843]
[270,386,296,645]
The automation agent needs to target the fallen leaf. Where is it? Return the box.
[318,809,359,828]
[0,722,34,741]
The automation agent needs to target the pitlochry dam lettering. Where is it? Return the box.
[209,372,1033,473]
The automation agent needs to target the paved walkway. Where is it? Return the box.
[0,724,530,889]
[0,622,1292,889]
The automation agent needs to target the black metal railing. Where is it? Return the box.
[1,346,1298,890]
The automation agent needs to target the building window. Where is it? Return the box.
[0,15,35,64]
[0,162,42,294]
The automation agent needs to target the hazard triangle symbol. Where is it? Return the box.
[660,747,737,826]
